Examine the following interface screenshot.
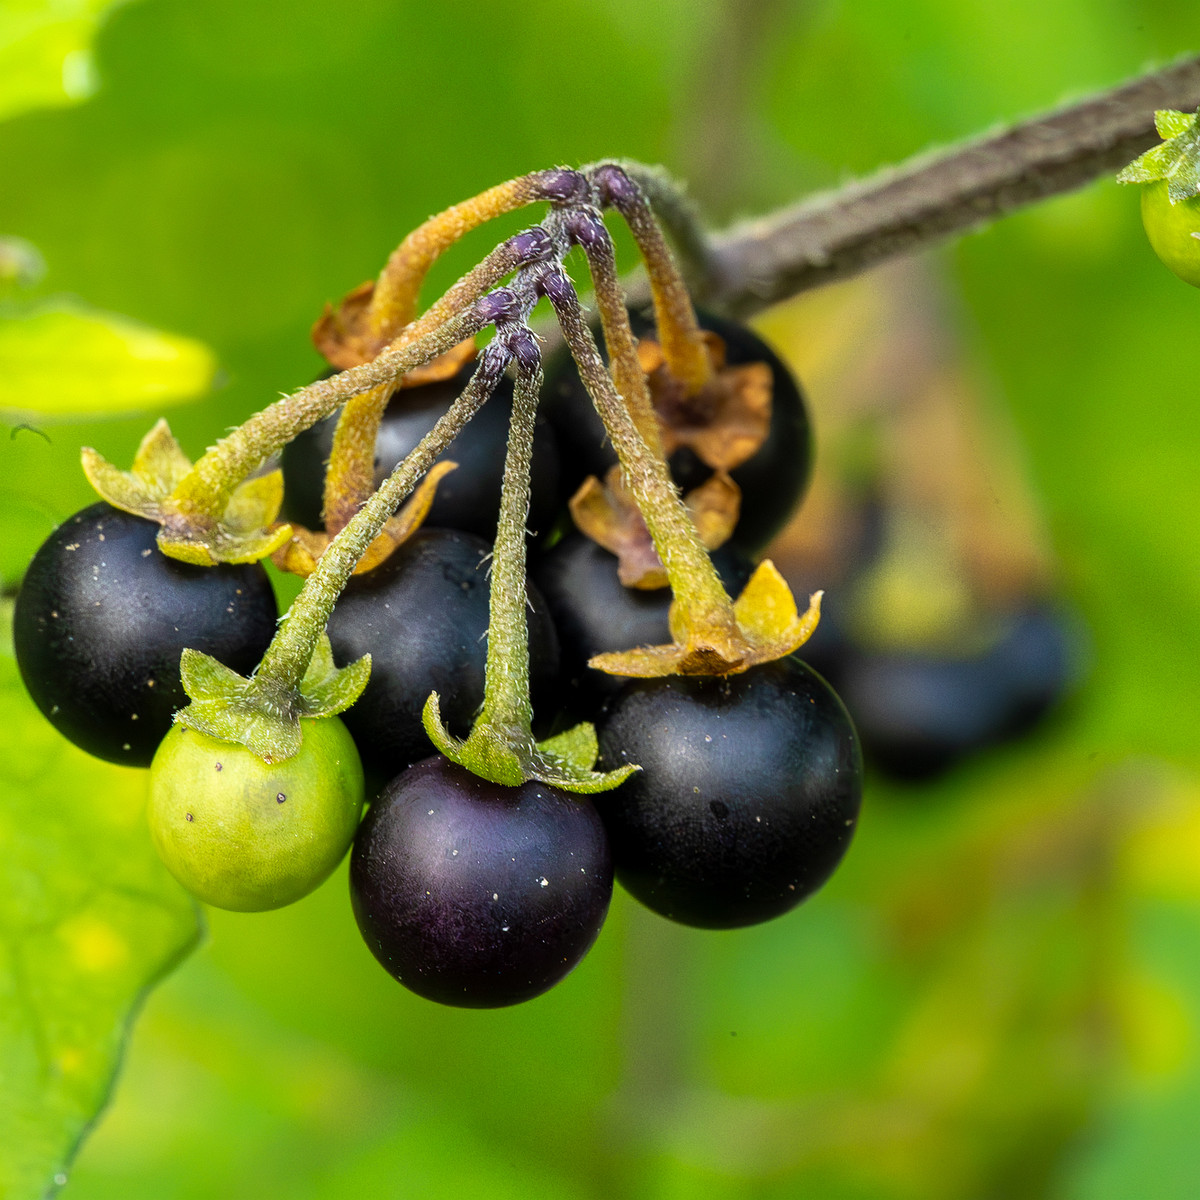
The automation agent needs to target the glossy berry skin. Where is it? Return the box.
[148,718,364,912]
[596,656,862,929]
[533,533,754,715]
[13,503,278,766]
[1140,180,1200,288]
[543,308,813,553]
[281,366,563,542]
[832,606,1078,781]
[326,528,561,777]
[350,756,612,1008]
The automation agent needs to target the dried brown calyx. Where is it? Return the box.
[271,461,456,578]
[638,330,773,472]
[569,465,741,589]
[312,284,477,381]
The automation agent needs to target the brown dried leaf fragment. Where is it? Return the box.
[312,283,477,379]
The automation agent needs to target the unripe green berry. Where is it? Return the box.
[1141,179,1200,288]
[148,717,364,911]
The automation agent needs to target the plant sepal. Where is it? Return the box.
[589,560,822,677]
[1118,107,1200,202]
[173,635,370,763]
[81,419,293,566]
[422,692,638,794]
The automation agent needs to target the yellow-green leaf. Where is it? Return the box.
[0,618,200,1198]
[0,302,216,419]
[0,0,134,122]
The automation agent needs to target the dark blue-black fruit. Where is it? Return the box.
[281,364,562,542]
[596,656,862,928]
[543,308,812,553]
[349,756,613,1007]
[13,503,278,766]
[831,606,1079,781]
[326,527,561,776]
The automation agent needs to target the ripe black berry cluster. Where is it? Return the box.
[14,162,863,1008]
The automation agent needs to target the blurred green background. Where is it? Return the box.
[2,1,1200,1197]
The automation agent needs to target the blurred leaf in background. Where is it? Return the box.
[0,302,215,419]
[0,624,199,1199]
[0,0,134,120]
[1,0,1199,1198]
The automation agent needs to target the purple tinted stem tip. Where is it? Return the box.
[536,167,589,205]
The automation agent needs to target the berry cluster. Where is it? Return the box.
[14,162,866,1008]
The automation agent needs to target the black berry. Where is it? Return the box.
[13,503,278,766]
[282,365,563,543]
[596,656,862,928]
[832,605,1080,781]
[349,756,612,1007]
[326,527,561,776]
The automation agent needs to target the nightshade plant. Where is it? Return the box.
[15,160,859,1002]
[15,81,1200,991]
[9,39,1200,1200]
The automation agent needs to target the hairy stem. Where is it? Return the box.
[322,228,555,532]
[470,359,541,749]
[701,55,1200,314]
[251,354,505,695]
[567,208,663,456]
[545,269,731,629]
[169,310,483,522]
[591,163,714,393]
[366,168,585,338]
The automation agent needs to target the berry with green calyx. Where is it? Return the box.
[1118,107,1200,287]
[148,717,364,911]
[13,502,277,766]
[349,757,612,1007]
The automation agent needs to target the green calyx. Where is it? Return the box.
[175,635,371,764]
[1118,108,1200,202]
[422,694,638,794]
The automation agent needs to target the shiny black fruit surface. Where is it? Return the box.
[282,366,562,542]
[326,527,561,776]
[350,756,613,1007]
[13,503,278,766]
[596,656,862,929]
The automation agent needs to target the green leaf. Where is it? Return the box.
[0,0,135,122]
[0,613,200,1199]
[0,302,217,420]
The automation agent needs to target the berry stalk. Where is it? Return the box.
[365,169,587,339]
[256,349,510,696]
[590,162,714,395]
[175,338,512,762]
[542,265,731,631]
[565,207,663,456]
[321,226,558,533]
[169,309,483,527]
